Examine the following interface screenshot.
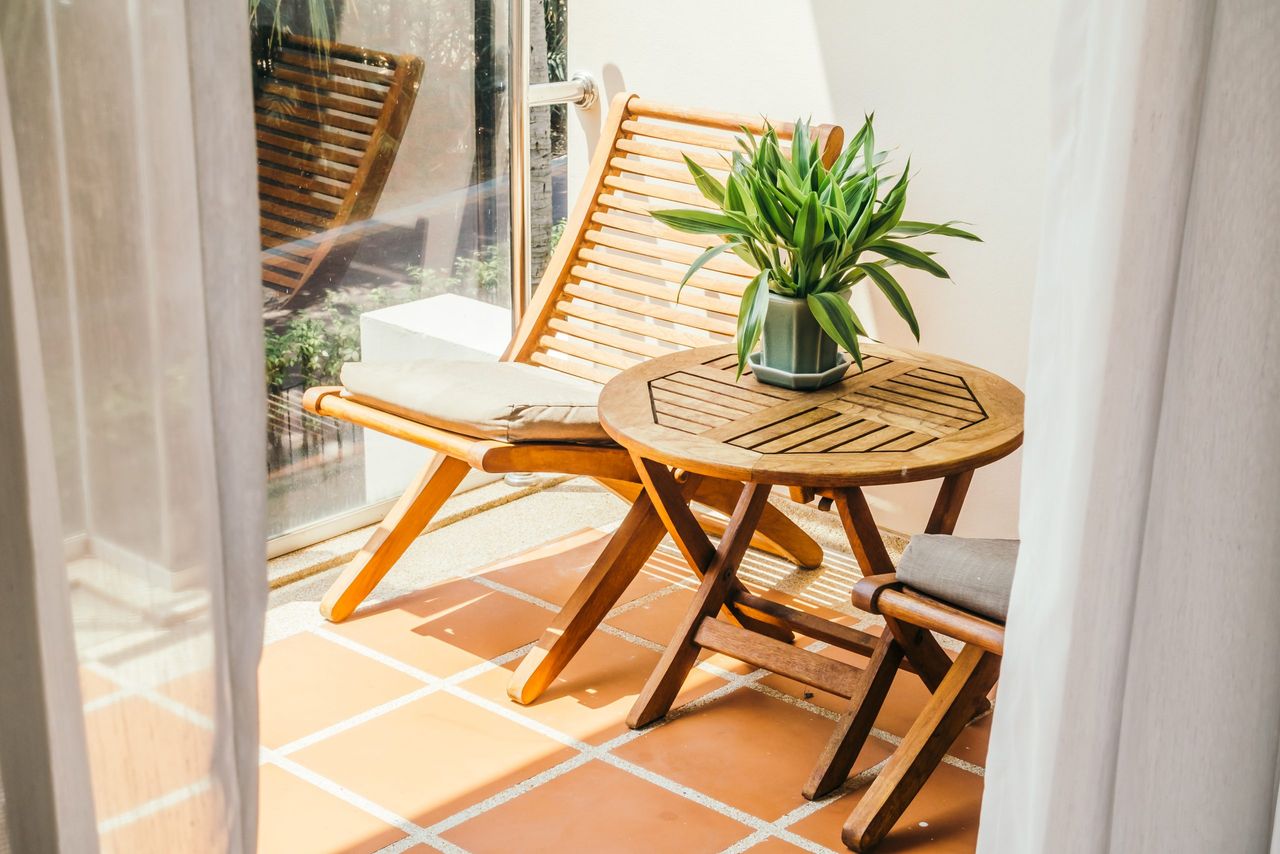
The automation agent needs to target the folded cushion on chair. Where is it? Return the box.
[340,359,614,445]
[895,535,1019,622]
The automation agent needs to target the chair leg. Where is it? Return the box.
[507,488,672,705]
[842,644,1001,852]
[803,631,903,800]
[320,453,471,622]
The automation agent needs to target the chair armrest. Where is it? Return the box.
[852,573,902,613]
[876,588,1005,656]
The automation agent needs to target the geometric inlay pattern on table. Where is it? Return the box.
[646,350,986,454]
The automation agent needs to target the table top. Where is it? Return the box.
[598,344,1024,488]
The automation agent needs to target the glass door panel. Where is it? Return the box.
[260,0,564,541]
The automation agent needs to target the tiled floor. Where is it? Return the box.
[97,525,987,853]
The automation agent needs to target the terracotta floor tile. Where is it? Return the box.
[442,759,750,854]
[80,668,119,703]
[84,697,212,820]
[253,632,425,749]
[789,760,984,853]
[289,691,575,827]
[741,837,813,854]
[329,578,555,677]
[477,527,671,607]
[257,764,405,854]
[157,668,216,719]
[613,688,893,822]
[459,630,727,745]
[760,639,992,766]
[100,788,220,854]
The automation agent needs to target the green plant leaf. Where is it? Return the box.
[736,271,771,377]
[806,291,865,369]
[794,192,823,255]
[867,159,910,241]
[858,262,920,340]
[791,117,811,175]
[867,240,950,279]
[651,209,752,236]
[674,243,734,300]
[889,220,982,241]
[861,113,876,177]
[682,155,726,206]
[754,184,794,240]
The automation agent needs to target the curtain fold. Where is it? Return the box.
[0,1,264,850]
[979,0,1280,851]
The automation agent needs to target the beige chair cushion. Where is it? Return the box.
[895,535,1019,622]
[340,360,614,445]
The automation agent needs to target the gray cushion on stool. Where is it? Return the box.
[340,359,614,445]
[895,535,1019,622]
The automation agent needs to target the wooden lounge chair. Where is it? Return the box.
[304,93,842,703]
[805,535,1016,851]
[257,34,424,309]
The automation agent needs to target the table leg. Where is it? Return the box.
[507,483,685,705]
[909,470,985,695]
[627,482,774,729]
[834,487,895,576]
[634,457,793,643]
[925,470,974,535]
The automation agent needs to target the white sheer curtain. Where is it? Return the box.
[0,1,264,851]
[980,0,1280,851]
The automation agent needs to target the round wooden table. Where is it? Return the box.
[598,342,1023,787]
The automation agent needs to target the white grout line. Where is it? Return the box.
[422,752,596,836]
[467,574,561,612]
[81,660,214,730]
[83,689,133,714]
[262,749,434,840]
[274,685,440,756]
[96,778,213,835]
[307,627,445,684]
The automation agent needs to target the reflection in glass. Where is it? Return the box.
[260,0,567,539]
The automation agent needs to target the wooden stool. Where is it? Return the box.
[826,536,1017,852]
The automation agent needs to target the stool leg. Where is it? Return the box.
[803,631,903,800]
[627,483,773,729]
[842,644,1001,852]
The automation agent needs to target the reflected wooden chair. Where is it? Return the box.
[804,535,1017,852]
[256,34,424,309]
[304,93,842,704]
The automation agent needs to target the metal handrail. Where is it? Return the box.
[529,73,598,109]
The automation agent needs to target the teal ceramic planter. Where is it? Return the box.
[755,293,850,389]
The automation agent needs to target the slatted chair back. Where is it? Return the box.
[509,95,844,384]
[256,34,424,307]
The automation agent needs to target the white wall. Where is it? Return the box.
[569,0,1060,538]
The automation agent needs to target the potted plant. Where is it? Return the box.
[653,116,979,389]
